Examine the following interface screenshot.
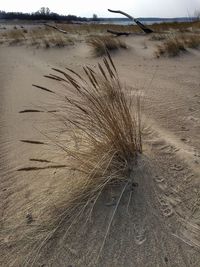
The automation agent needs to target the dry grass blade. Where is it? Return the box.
[19,109,44,113]
[29,158,52,163]
[43,75,63,81]
[17,165,67,171]
[32,84,55,94]
[20,140,46,145]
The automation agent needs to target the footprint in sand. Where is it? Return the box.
[158,196,174,217]
[181,126,189,131]
[154,175,165,183]
[187,116,200,124]
[194,150,200,158]
[154,176,168,191]
[133,223,147,245]
[170,164,184,172]
[180,138,190,143]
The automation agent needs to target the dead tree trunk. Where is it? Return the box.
[108,9,153,34]
[107,29,130,36]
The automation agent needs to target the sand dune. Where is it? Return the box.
[0,34,200,266]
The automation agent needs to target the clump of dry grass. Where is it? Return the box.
[156,33,200,57]
[150,33,167,41]
[30,27,75,48]
[156,37,186,57]
[5,29,25,45]
[87,35,127,56]
[5,54,142,265]
[32,53,142,198]
[183,34,200,48]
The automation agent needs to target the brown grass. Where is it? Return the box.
[182,34,200,48]
[151,20,200,32]
[3,54,142,266]
[156,37,186,57]
[5,29,25,45]
[0,26,75,47]
[87,35,127,56]
[150,33,168,41]
[156,33,200,57]
[29,28,75,48]
[1,21,200,47]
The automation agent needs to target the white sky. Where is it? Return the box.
[0,0,200,18]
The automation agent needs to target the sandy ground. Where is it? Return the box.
[0,34,200,266]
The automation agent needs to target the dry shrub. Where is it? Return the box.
[42,35,74,48]
[156,37,186,57]
[183,34,200,48]
[87,35,127,56]
[35,53,142,204]
[5,29,25,45]
[156,34,200,57]
[29,31,74,48]
[6,54,142,265]
[150,33,167,41]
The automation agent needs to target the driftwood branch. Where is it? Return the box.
[108,9,134,20]
[107,29,130,36]
[108,9,153,34]
[44,24,68,34]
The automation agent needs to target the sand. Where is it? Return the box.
[0,32,200,266]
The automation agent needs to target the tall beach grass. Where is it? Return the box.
[1,53,143,266]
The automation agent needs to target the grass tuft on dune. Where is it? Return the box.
[87,35,127,56]
[156,34,200,57]
[13,53,142,265]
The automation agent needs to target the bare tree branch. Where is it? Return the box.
[108,9,153,34]
[108,9,134,20]
[44,24,68,34]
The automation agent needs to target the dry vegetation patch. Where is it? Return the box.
[0,26,75,47]
[1,54,142,266]
[156,37,186,57]
[87,35,127,56]
[156,33,200,57]
[151,20,200,33]
[182,34,200,48]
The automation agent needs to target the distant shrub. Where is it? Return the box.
[150,33,167,41]
[87,35,127,56]
[7,29,25,45]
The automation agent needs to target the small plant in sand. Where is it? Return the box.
[87,35,127,56]
[16,53,142,265]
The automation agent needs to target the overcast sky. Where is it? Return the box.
[0,0,199,18]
